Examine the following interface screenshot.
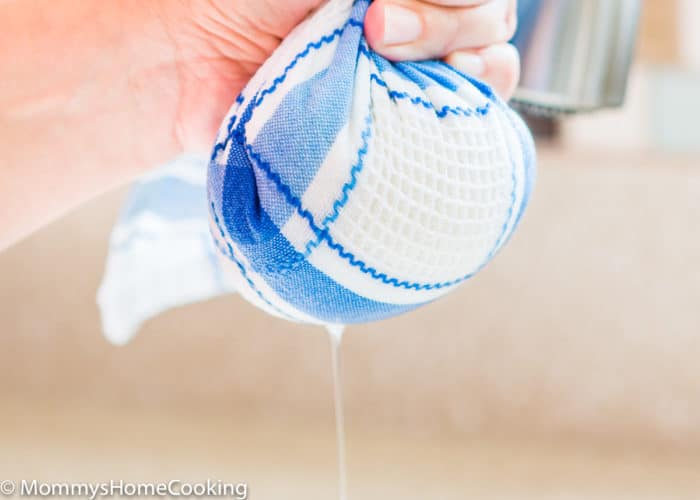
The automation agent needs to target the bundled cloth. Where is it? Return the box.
[207,0,536,325]
[99,0,536,341]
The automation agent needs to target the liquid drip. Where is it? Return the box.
[326,324,347,500]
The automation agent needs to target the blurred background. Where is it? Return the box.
[1,1,699,498]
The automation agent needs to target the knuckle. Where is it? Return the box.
[493,0,516,41]
[427,8,462,54]
[483,15,510,44]
[425,0,514,54]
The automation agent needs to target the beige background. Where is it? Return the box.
[1,147,700,498]
[2,1,700,495]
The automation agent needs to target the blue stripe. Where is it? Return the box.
[259,257,420,324]
[259,110,373,270]
[220,128,285,247]
[212,94,245,160]
[444,63,496,100]
[211,202,419,324]
[209,207,297,321]
[242,136,518,291]
[392,62,437,90]
[248,10,365,201]
[123,177,206,222]
[211,18,366,162]
[250,68,348,211]
[368,73,491,118]
[207,0,532,295]
[224,15,367,232]
[401,61,460,91]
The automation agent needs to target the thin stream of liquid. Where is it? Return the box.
[326,324,347,500]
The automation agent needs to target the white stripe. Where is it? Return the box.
[281,212,317,253]
[454,80,494,108]
[215,0,352,147]
[376,68,425,100]
[491,104,527,253]
[424,81,490,113]
[299,56,372,225]
[307,240,454,305]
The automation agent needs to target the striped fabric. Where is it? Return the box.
[207,0,536,326]
[98,155,236,344]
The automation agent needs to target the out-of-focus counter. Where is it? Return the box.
[2,399,700,500]
[1,147,699,497]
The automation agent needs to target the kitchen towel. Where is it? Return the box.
[206,0,536,325]
[99,0,536,341]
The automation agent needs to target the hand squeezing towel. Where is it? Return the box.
[99,0,536,341]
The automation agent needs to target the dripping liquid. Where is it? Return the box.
[327,325,347,500]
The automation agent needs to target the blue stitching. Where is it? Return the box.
[209,202,297,320]
[254,19,363,109]
[474,105,519,269]
[358,43,492,118]
[368,73,491,118]
[211,10,516,291]
[212,95,245,161]
[211,17,490,162]
[211,20,362,161]
[506,106,535,230]
[477,102,523,257]
[318,112,372,229]
[252,110,373,273]
[245,138,518,291]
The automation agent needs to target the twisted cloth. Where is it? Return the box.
[206,0,536,325]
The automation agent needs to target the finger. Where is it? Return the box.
[365,0,515,61]
[445,43,520,100]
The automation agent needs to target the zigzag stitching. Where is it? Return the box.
[211,10,514,290]
[368,73,491,118]
[210,20,362,161]
[261,110,373,272]
[211,95,245,160]
[210,17,491,161]
[245,140,516,291]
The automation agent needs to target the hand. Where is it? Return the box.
[364,0,519,98]
[0,0,519,249]
[158,0,519,152]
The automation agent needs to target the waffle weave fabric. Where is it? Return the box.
[207,0,536,325]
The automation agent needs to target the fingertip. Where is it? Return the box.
[364,1,427,61]
[446,51,486,78]
[364,2,385,50]
[479,43,520,100]
[447,44,520,100]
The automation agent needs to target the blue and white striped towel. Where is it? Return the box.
[99,0,535,342]
[98,155,236,344]
[206,0,536,326]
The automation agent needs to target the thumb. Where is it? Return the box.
[364,0,514,61]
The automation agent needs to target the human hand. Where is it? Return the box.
[0,0,519,249]
[158,0,519,152]
[365,0,519,98]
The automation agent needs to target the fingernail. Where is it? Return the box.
[451,53,486,76]
[383,4,422,46]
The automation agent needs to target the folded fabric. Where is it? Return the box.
[207,0,536,326]
[98,155,236,345]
